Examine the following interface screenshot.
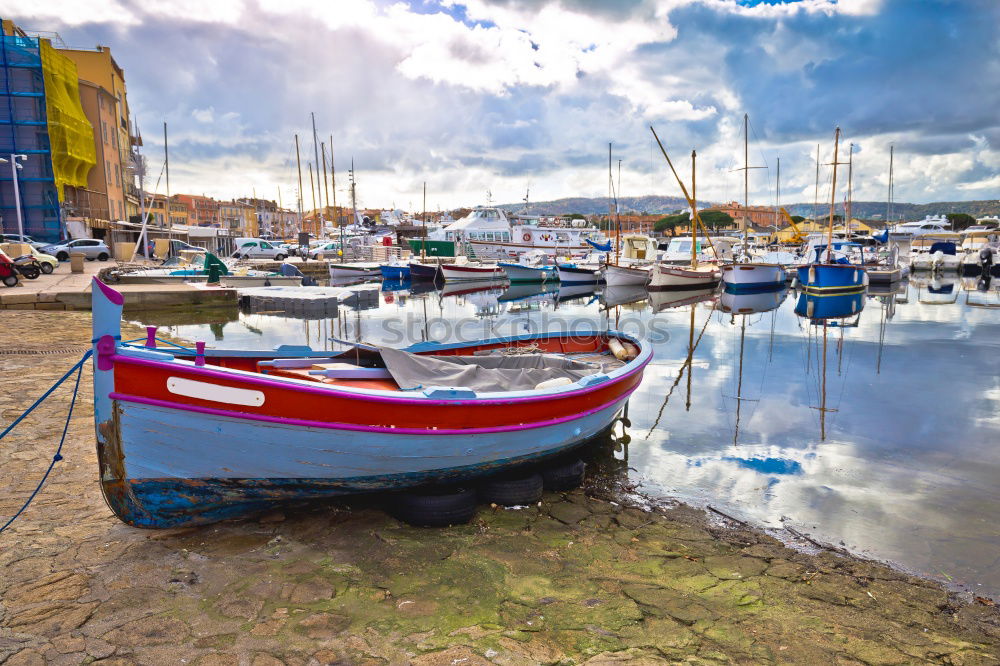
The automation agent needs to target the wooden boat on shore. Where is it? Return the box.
[90,278,651,527]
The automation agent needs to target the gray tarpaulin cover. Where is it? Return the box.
[379,347,602,392]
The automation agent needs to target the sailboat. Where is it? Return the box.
[720,115,786,293]
[603,144,652,287]
[796,128,867,294]
[648,149,722,290]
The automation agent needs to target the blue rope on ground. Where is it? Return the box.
[0,349,92,534]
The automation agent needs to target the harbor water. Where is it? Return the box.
[132,273,1000,598]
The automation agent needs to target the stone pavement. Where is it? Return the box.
[0,310,998,665]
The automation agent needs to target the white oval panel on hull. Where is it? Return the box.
[167,377,266,407]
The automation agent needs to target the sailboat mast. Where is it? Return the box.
[321,142,330,236]
[308,162,317,234]
[775,156,780,239]
[163,122,171,243]
[350,158,357,227]
[886,145,894,223]
[330,135,341,262]
[294,134,304,234]
[421,181,427,261]
[311,112,323,229]
[814,143,820,225]
[846,143,854,240]
[743,113,749,256]
[608,142,619,264]
[827,127,841,261]
[691,150,697,268]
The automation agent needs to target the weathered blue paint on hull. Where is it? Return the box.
[111,397,628,527]
[380,265,410,279]
[796,264,866,294]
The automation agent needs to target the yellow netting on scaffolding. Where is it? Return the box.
[39,40,95,201]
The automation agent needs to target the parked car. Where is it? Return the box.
[0,242,58,274]
[308,241,342,260]
[0,234,49,251]
[30,247,60,274]
[231,239,287,261]
[41,238,112,261]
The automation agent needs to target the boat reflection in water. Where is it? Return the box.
[556,283,599,306]
[794,290,865,440]
[719,285,789,446]
[794,290,865,321]
[499,281,558,305]
[719,286,788,315]
[600,284,649,309]
[647,286,716,313]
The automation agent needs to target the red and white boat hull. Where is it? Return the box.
[440,264,504,282]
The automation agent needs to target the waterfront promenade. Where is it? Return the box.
[0,261,235,311]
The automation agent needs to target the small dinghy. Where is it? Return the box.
[328,262,381,279]
[89,278,651,527]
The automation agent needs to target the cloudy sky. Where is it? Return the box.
[6,0,999,210]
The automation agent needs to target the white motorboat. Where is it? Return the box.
[959,230,1000,275]
[658,236,736,266]
[910,234,962,271]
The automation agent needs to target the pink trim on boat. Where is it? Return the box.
[441,265,500,272]
[109,391,636,435]
[92,277,124,305]
[110,352,650,406]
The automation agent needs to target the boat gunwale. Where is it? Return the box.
[112,329,652,404]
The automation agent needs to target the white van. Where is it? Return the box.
[232,238,287,261]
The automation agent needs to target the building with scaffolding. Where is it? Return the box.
[0,19,96,242]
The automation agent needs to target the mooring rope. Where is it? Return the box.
[0,349,92,534]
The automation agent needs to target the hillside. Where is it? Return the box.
[499,196,1000,220]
